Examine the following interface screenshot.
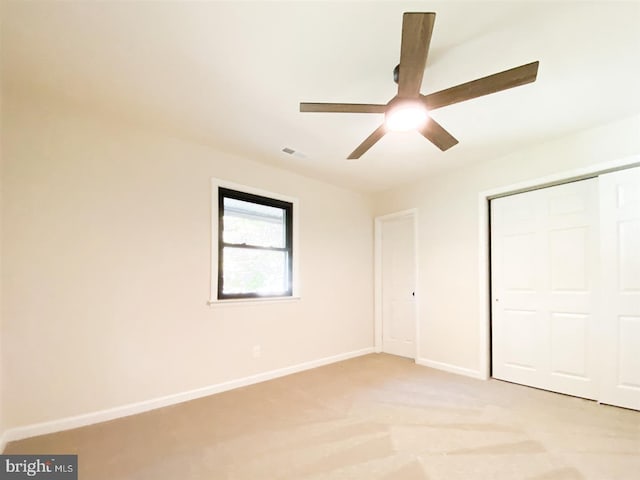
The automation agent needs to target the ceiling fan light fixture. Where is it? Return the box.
[385,101,429,132]
[299,12,538,158]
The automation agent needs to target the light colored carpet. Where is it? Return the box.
[5,353,640,479]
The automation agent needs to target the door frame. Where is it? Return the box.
[478,155,640,380]
[374,209,419,358]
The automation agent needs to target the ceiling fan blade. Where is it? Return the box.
[397,12,436,98]
[300,103,387,114]
[347,125,387,159]
[422,61,539,110]
[419,118,458,151]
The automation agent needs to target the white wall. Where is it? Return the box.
[0,0,5,448]
[1,87,374,431]
[374,114,640,376]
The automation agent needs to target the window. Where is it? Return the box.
[216,186,294,300]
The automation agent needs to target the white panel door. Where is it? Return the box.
[491,179,599,399]
[381,215,416,358]
[599,167,640,410]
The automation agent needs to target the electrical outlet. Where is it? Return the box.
[252,345,261,358]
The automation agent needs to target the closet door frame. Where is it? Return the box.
[477,156,640,382]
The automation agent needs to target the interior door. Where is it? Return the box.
[599,166,640,410]
[381,214,416,358]
[491,179,599,399]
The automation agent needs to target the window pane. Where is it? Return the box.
[223,198,286,248]
[222,247,289,295]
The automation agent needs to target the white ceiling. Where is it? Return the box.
[2,1,640,192]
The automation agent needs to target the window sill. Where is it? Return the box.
[208,296,301,307]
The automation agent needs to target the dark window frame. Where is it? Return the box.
[218,187,293,300]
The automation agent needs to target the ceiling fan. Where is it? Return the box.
[300,12,539,159]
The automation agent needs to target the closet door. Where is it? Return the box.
[599,167,640,410]
[491,179,599,399]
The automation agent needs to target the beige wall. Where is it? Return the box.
[1,88,374,430]
[1,0,5,443]
[375,115,640,375]
[2,80,638,438]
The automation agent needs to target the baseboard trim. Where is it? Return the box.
[416,357,486,380]
[3,347,374,444]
